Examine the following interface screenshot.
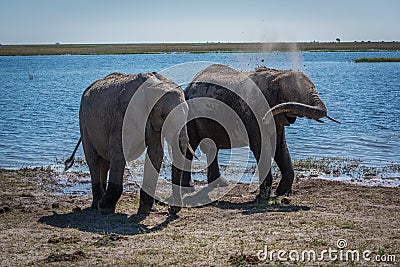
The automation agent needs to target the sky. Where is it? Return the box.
[0,0,399,44]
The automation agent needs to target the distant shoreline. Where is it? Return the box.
[354,57,400,63]
[1,42,400,56]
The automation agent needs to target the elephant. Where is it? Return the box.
[181,64,339,200]
[65,72,195,215]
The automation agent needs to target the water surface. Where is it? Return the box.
[1,52,399,176]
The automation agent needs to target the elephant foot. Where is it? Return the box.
[91,200,100,210]
[97,197,117,214]
[168,205,182,215]
[256,193,270,202]
[257,185,272,201]
[138,188,155,216]
[97,183,123,214]
[97,204,116,215]
[137,205,152,216]
[91,183,105,210]
[276,183,292,197]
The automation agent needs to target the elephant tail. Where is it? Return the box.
[64,137,82,171]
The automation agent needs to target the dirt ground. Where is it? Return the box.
[0,167,398,266]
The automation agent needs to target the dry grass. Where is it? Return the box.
[0,168,399,266]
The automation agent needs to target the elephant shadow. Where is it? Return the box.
[174,183,310,215]
[213,199,311,215]
[38,208,176,235]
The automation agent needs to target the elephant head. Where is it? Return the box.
[151,90,193,159]
[261,69,340,125]
[144,74,196,163]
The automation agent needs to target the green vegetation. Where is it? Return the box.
[0,42,399,56]
[355,57,400,63]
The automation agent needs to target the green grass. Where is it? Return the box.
[1,42,400,56]
[354,57,400,63]
[338,221,358,230]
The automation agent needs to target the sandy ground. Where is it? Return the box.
[0,167,399,266]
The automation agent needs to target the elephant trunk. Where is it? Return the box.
[267,95,340,124]
[166,123,197,163]
[271,102,326,120]
[178,127,198,160]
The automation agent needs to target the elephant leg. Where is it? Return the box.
[206,147,220,183]
[98,143,125,214]
[99,159,110,192]
[258,170,273,200]
[169,164,183,215]
[82,138,107,209]
[181,144,197,188]
[206,148,229,187]
[181,122,200,188]
[92,158,110,209]
[275,128,294,196]
[138,142,163,215]
[251,143,273,200]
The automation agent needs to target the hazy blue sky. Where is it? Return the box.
[1,0,399,44]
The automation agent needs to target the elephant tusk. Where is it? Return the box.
[187,144,199,160]
[326,115,341,124]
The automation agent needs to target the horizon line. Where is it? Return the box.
[2,40,400,46]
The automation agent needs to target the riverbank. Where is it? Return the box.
[1,42,400,56]
[0,167,398,266]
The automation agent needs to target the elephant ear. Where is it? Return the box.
[269,74,298,126]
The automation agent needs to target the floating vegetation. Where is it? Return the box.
[58,155,400,188]
[293,157,400,182]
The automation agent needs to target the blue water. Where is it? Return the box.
[0,52,399,169]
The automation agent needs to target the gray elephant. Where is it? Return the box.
[65,72,194,215]
[182,64,339,199]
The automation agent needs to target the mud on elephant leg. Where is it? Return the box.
[137,143,163,216]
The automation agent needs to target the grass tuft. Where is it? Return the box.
[228,253,261,266]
